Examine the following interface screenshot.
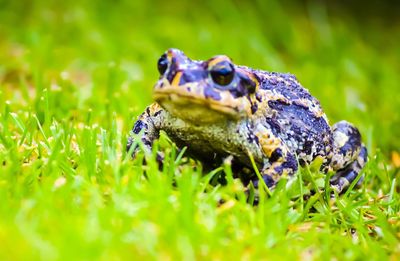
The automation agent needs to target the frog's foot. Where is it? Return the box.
[329,121,368,193]
[245,153,298,204]
[250,151,298,190]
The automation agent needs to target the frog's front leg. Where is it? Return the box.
[250,125,298,189]
[126,103,165,160]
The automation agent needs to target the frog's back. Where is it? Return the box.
[250,69,333,164]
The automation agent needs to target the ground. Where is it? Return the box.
[0,0,399,260]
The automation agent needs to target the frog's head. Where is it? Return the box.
[153,48,259,123]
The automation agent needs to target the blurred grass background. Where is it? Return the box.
[0,0,399,260]
[1,0,399,151]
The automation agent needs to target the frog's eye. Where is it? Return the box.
[210,61,235,86]
[157,55,168,75]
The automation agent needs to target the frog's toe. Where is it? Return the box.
[252,174,276,189]
[250,152,298,189]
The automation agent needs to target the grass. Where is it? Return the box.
[0,0,399,260]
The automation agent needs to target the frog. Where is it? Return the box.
[127,48,368,194]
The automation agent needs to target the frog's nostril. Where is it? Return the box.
[168,48,185,57]
[167,49,191,66]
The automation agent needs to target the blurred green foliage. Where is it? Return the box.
[0,0,399,260]
[1,0,399,151]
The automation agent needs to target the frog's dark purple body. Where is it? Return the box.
[128,48,368,193]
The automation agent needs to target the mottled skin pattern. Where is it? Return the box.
[127,48,368,193]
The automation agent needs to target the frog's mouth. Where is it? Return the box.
[155,90,239,112]
[153,91,240,123]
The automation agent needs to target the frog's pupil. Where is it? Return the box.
[210,62,234,86]
[158,57,168,75]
